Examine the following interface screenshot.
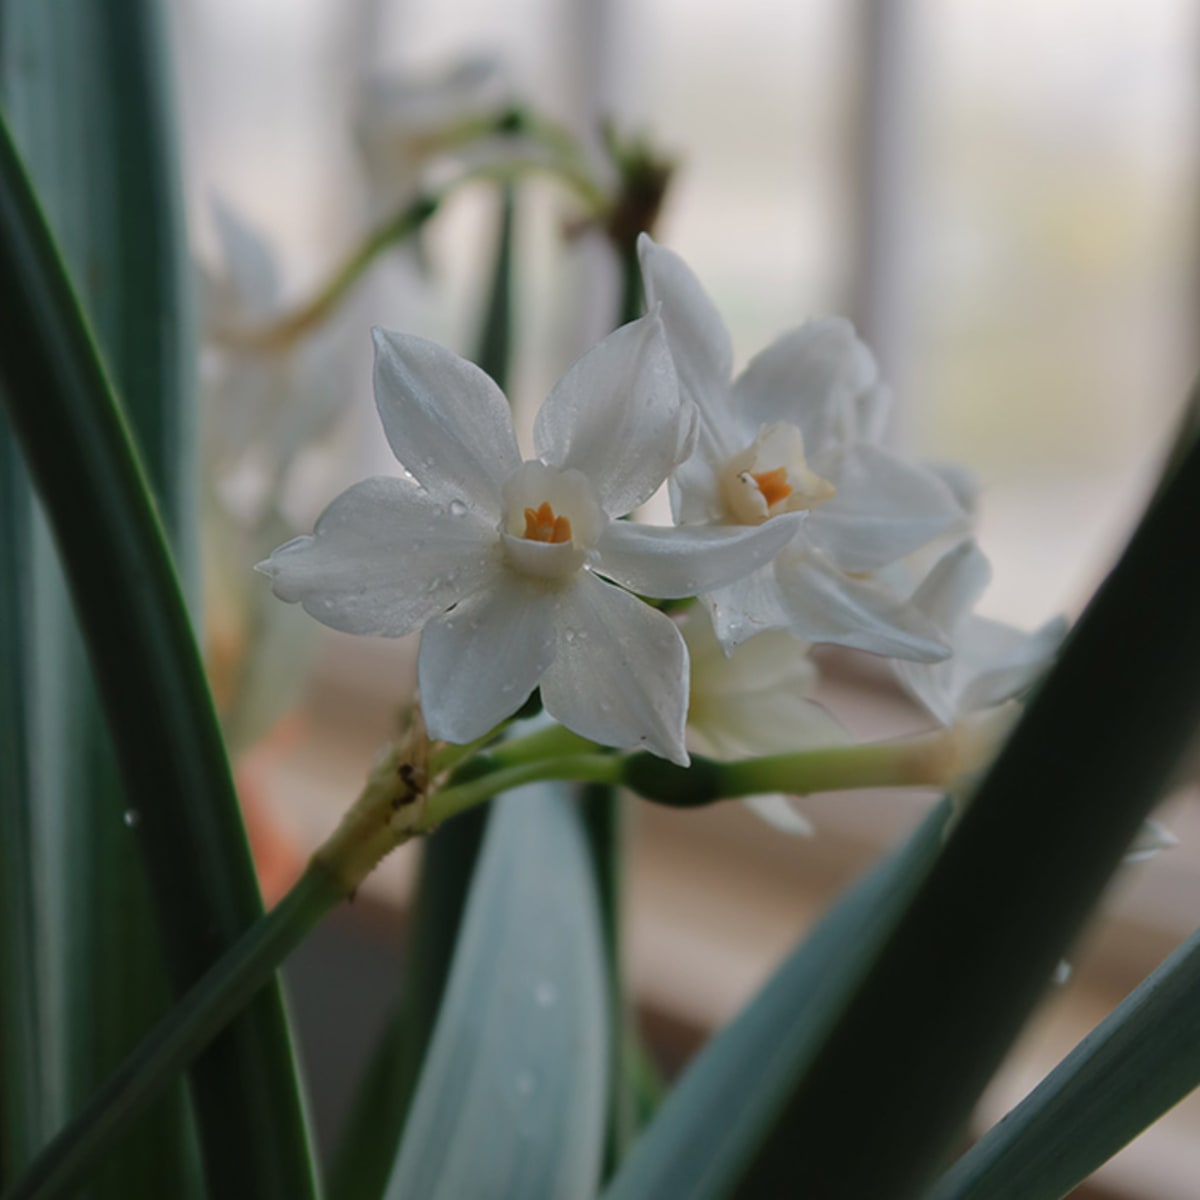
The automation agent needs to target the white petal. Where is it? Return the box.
[772,546,950,661]
[257,476,500,636]
[1123,818,1179,864]
[956,615,1068,713]
[638,235,740,460]
[741,795,815,837]
[594,513,803,600]
[731,318,879,457]
[209,197,280,318]
[910,541,993,634]
[705,564,794,651]
[540,575,689,764]
[418,571,558,744]
[927,459,981,517]
[807,444,968,573]
[668,455,726,525]
[372,328,521,516]
[534,313,691,516]
[687,619,840,750]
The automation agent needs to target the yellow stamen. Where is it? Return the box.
[522,501,573,544]
[751,467,793,508]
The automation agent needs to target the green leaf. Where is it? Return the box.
[602,799,950,1200]
[384,784,609,1199]
[0,108,316,1199]
[1,4,202,1192]
[328,808,489,1200]
[731,427,1200,1200]
[0,430,44,1182]
[930,923,1200,1200]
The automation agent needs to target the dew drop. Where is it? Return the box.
[534,981,557,1008]
[449,499,468,517]
[563,629,577,644]
[514,1071,535,1098]
[123,809,142,829]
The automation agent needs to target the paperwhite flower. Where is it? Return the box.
[897,543,1178,862]
[639,235,968,661]
[201,200,352,494]
[258,314,802,764]
[893,540,1067,726]
[683,609,848,835]
[356,55,520,214]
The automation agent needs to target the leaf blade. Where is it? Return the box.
[385,784,609,1200]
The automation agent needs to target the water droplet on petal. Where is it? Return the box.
[534,981,557,1007]
[123,809,141,829]
[514,1072,535,1098]
[449,499,468,517]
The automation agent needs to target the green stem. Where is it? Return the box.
[1,865,340,1200]
[622,727,968,807]
[482,722,597,768]
[219,154,607,356]
[427,754,622,826]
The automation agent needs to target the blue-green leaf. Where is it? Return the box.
[602,800,951,1200]
[0,103,316,1197]
[385,784,609,1199]
[931,923,1200,1200]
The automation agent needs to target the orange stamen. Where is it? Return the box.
[522,501,574,544]
[751,467,793,508]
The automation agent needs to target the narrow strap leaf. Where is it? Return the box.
[602,800,951,1200]
[384,784,609,1200]
[0,113,318,1198]
[930,923,1200,1200]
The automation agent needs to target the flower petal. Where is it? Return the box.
[257,476,500,636]
[209,197,280,318]
[770,546,950,661]
[668,455,726,525]
[418,570,558,744]
[955,614,1068,714]
[806,443,969,572]
[741,795,815,837]
[372,328,521,515]
[897,543,1067,722]
[731,318,879,457]
[540,575,689,764]
[705,563,795,650]
[594,513,803,599]
[1124,819,1178,864]
[908,540,992,634]
[534,312,691,516]
[638,235,740,461]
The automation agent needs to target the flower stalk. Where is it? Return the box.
[214,122,609,356]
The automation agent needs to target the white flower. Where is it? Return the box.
[898,542,1177,862]
[893,540,1067,725]
[201,200,352,497]
[258,314,803,764]
[638,235,968,661]
[356,54,519,214]
[683,609,848,835]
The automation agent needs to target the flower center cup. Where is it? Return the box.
[719,422,836,525]
[501,461,605,579]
